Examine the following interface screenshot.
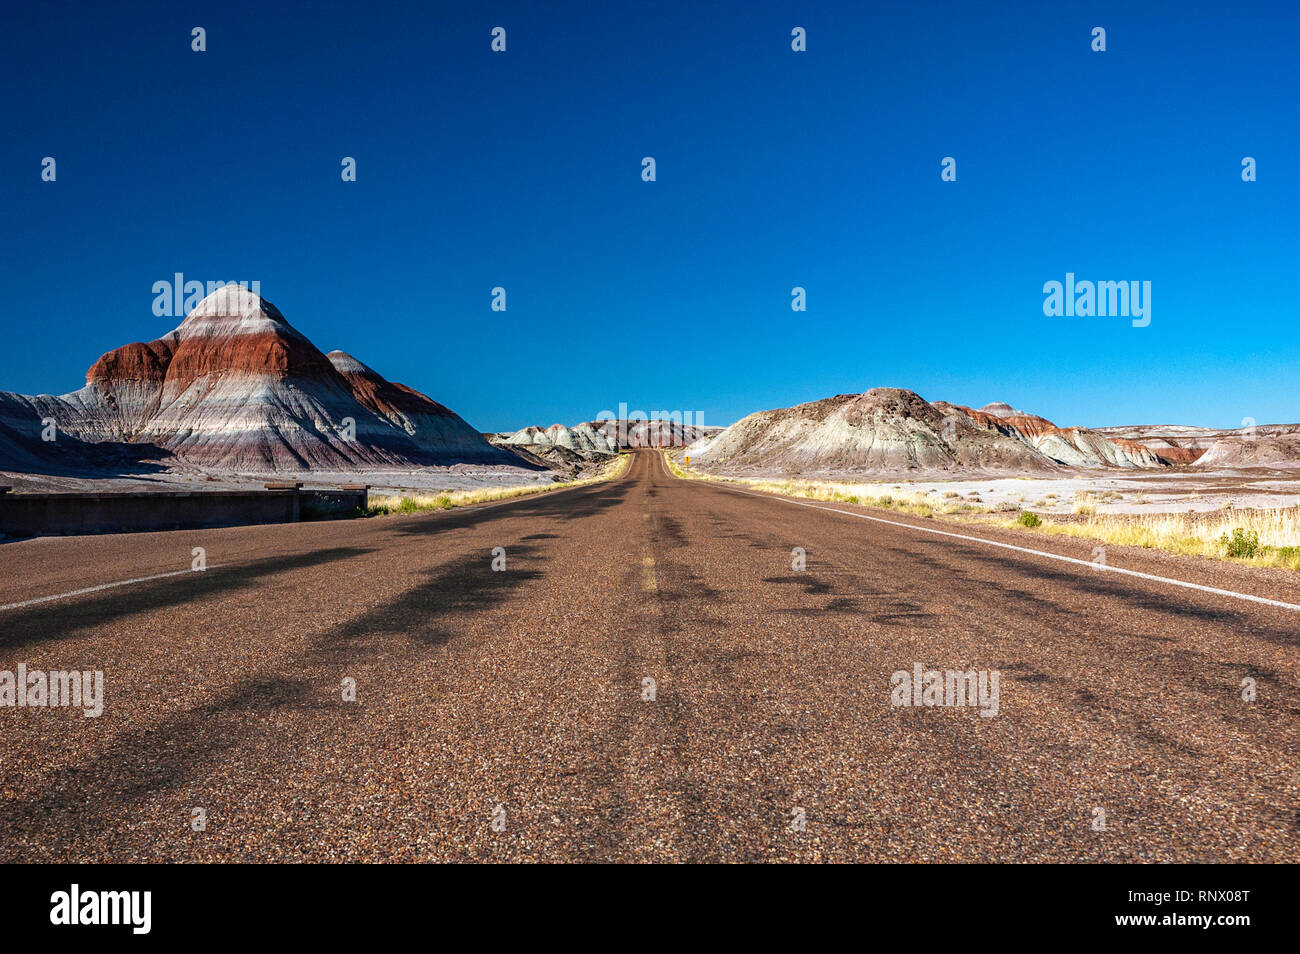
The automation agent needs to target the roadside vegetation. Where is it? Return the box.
[363,452,629,516]
[665,452,1300,571]
[666,455,998,518]
[992,508,1300,571]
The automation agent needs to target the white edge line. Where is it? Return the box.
[0,566,210,613]
[670,456,1300,614]
[0,458,632,614]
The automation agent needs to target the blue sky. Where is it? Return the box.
[1,0,1296,431]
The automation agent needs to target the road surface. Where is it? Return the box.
[1,450,1297,861]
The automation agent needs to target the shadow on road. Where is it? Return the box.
[0,546,377,652]
[0,535,555,858]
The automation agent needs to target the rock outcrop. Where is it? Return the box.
[1190,425,1300,469]
[499,422,620,458]
[1092,424,1223,465]
[688,389,1063,477]
[596,419,721,449]
[946,403,1167,468]
[494,418,722,460]
[685,389,1186,477]
[0,286,530,475]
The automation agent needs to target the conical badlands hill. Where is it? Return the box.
[0,287,524,473]
[685,389,1176,477]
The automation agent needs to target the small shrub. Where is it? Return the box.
[1220,527,1260,558]
[1018,511,1042,528]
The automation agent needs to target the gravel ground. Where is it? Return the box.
[0,451,1296,862]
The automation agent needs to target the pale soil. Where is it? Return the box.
[0,464,557,496]
[688,467,1300,516]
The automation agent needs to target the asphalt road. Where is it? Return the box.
[1,450,1297,862]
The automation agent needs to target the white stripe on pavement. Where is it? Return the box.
[0,567,209,613]
[0,465,622,615]
[710,483,1300,614]
[0,465,629,615]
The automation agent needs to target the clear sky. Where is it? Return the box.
[2,0,1296,432]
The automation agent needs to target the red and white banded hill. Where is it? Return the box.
[0,286,527,474]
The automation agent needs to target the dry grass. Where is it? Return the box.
[994,507,1300,571]
[667,454,979,518]
[666,452,1300,571]
[366,452,630,515]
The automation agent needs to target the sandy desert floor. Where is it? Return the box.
[0,465,559,496]
[10,463,1299,522]
[750,469,1300,517]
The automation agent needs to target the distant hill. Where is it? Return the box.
[0,286,536,476]
[681,389,1294,477]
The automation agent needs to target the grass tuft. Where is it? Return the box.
[995,508,1300,571]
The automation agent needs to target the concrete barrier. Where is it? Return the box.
[0,486,368,538]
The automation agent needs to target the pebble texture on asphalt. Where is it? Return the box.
[0,451,1296,861]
